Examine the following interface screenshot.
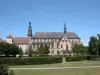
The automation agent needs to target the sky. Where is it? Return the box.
[0,0,100,46]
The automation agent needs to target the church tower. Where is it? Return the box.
[6,34,13,44]
[64,23,67,33]
[28,22,32,37]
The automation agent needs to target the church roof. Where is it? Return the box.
[0,37,4,42]
[13,37,29,44]
[32,32,80,39]
[7,34,13,38]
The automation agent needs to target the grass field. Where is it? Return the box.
[12,68,100,75]
[9,61,100,75]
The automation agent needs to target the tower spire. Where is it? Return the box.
[28,22,32,37]
[64,22,67,33]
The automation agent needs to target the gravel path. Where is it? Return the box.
[9,66,100,70]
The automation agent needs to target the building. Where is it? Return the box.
[5,22,81,55]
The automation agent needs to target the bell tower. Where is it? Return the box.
[64,23,67,33]
[28,22,32,37]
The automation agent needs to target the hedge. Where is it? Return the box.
[0,56,62,65]
[66,55,89,62]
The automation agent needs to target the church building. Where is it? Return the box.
[5,22,81,55]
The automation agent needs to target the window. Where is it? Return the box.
[66,44,68,50]
[66,40,67,43]
[62,40,64,43]
[61,44,63,48]
[57,43,59,48]
[51,44,53,48]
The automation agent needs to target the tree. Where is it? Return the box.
[44,45,50,55]
[0,42,22,57]
[88,36,98,55]
[72,43,88,55]
[37,44,44,56]
[97,34,100,58]
[72,44,82,55]
[19,47,23,57]
[37,44,50,56]
[28,44,32,57]
[0,64,8,75]
[10,44,20,57]
[82,46,88,55]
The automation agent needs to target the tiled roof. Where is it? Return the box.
[32,32,80,39]
[13,37,29,44]
[7,34,13,38]
[0,37,4,42]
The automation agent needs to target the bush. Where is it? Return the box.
[66,55,89,62]
[0,64,8,75]
[0,56,62,66]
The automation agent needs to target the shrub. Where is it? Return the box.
[0,56,62,66]
[0,64,8,75]
[66,55,89,62]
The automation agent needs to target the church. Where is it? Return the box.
[4,22,81,55]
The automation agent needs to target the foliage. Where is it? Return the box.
[66,55,89,62]
[0,42,21,57]
[37,44,50,56]
[88,36,98,55]
[72,43,88,55]
[0,64,8,75]
[29,44,32,57]
[97,34,100,56]
[0,57,62,65]
[19,47,23,57]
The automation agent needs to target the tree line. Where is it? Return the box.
[72,34,100,57]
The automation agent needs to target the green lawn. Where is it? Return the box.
[10,60,100,68]
[12,68,100,75]
[9,61,100,75]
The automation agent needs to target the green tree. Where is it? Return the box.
[97,34,100,58]
[88,36,98,55]
[29,44,32,57]
[37,44,50,56]
[72,44,82,55]
[19,47,23,57]
[0,64,8,75]
[44,45,50,55]
[0,42,22,57]
[10,44,20,57]
[37,44,45,56]
[82,46,88,55]
[72,43,88,55]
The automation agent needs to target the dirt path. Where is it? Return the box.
[9,66,100,70]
